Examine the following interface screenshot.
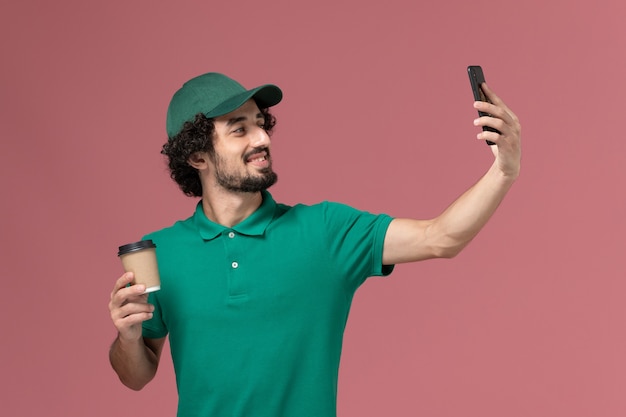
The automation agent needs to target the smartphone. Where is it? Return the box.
[467,65,498,145]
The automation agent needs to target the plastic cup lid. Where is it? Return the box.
[117,239,157,256]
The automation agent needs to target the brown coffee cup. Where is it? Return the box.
[117,240,160,293]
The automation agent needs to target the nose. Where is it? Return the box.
[251,126,271,147]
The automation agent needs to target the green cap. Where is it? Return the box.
[166,72,283,138]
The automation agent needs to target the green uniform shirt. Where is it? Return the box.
[143,191,394,417]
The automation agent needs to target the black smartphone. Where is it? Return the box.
[467,65,498,145]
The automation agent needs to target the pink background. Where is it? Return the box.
[2,0,625,416]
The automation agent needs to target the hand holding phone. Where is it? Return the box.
[467,65,498,145]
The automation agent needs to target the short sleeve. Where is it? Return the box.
[141,233,168,339]
[142,290,167,338]
[321,202,394,290]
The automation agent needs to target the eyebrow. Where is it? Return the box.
[225,113,264,127]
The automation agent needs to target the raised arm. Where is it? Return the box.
[108,272,166,390]
[383,83,521,265]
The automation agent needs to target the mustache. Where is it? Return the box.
[243,147,271,160]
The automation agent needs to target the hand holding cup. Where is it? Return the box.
[109,272,154,342]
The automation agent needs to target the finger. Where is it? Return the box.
[473,100,512,125]
[474,115,506,135]
[109,299,148,325]
[480,83,519,123]
[113,310,154,330]
[476,130,501,144]
[112,301,154,321]
[111,272,150,298]
[114,287,148,307]
[110,295,152,322]
[111,272,134,295]
[480,83,505,108]
[110,281,148,309]
[480,82,496,99]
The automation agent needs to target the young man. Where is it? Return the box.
[109,72,521,416]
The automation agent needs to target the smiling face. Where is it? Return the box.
[207,99,278,193]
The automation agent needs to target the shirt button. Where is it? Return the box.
[231,261,239,269]
[228,232,235,238]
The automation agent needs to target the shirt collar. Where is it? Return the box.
[194,191,277,240]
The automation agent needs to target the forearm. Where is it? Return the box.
[430,161,517,257]
[384,84,521,264]
[109,334,159,390]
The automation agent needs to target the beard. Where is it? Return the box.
[212,149,278,193]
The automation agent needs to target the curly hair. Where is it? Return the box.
[161,106,276,197]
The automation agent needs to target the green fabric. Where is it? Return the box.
[143,191,394,417]
[166,72,282,138]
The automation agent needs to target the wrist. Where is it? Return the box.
[115,332,144,349]
[489,162,519,187]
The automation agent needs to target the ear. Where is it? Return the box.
[188,152,210,170]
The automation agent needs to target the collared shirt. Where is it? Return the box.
[143,191,394,417]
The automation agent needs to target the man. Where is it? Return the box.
[109,72,521,416]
